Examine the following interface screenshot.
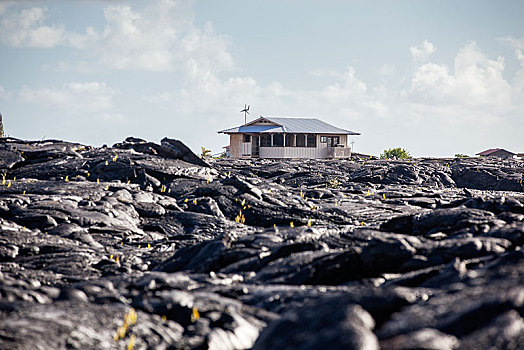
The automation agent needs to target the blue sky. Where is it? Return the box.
[0,0,523,156]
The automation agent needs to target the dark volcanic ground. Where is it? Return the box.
[1,137,524,350]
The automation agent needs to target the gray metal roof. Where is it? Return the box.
[219,117,360,135]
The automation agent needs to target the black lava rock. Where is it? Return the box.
[1,137,523,349]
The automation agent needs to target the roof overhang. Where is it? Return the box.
[218,116,360,135]
[219,116,282,134]
[219,125,284,134]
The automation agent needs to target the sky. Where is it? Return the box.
[0,0,523,157]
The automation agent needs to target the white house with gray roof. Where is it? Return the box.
[219,116,360,159]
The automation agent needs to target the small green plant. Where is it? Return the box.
[213,152,226,159]
[327,177,340,188]
[235,210,245,224]
[455,154,469,158]
[380,147,411,159]
[200,147,211,158]
[0,113,5,138]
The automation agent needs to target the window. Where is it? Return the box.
[273,134,284,147]
[285,134,295,147]
[260,134,271,147]
[326,136,340,147]
[296,134,306,147]
[307,134,317,147]
[243,134,251,142]
[320,136,327,143]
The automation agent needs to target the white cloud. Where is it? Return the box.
[0,6,66,48]
[19,82,120,115]
[0,1,232,73]
[144,66,369,116]
[498,36,524,50]
[145,40,519,126]
[410,40,436,63]
[517,49,524,64]
[140,39,524,156]
[41,60,97,73]
[2,1,522,156]
[409,42,512,111]
[89,3,180,70]
[514,49,524,94]
[454,42,511,106]
[410,63,456,103]
[309,69,343,78]
[0,1,19,16]
[0,84,13,101]
[499,36,524,94]
[378,64,396,76]
[323,67,367,96]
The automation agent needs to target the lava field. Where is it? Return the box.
[1,137,523,349]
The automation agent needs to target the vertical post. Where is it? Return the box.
[0,113,4,138]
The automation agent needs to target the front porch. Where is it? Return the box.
[241,143,351,159]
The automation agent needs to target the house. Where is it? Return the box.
[218,116,360,159]
[476,148,516,159]
[223,145,230,158]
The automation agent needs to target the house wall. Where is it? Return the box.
[229,134,243,158]
[259,134,351,158]
[340,135,347,146]
[318,134,327,149]
[479,150,516,159]
[317,134,348,149]
[229,133,351,159]
[488,150,516,158]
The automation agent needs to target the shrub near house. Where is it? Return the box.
[380,148,411,160]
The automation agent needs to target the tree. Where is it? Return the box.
[0,113,4,138]
[380,147,411,159]
[200,147,211,158]
[455,154,469,158]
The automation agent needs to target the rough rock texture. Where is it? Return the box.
[1,137,524,349]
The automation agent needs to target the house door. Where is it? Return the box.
[252,136,259,156]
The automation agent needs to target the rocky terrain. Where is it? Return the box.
[1,136,523,350]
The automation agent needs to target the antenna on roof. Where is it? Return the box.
[240,104,250,125]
